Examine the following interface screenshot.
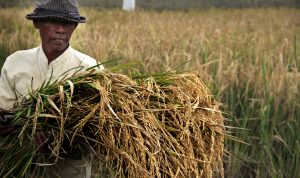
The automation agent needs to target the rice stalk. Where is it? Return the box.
[0,68,224,178]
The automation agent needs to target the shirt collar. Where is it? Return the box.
[38,45,73,66]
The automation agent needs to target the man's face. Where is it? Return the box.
[34,20,77,54]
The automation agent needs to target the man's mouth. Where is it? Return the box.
[54,39,64,43]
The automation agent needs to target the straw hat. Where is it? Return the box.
[26,0,86,23]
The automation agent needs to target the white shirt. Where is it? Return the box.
[0,45,103,110]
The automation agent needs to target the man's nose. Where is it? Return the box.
[55,24,66,34]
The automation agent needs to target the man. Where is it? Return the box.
[0,0,103,177]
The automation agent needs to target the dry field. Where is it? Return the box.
[0,7,299,177]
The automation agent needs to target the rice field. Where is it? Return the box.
[0,7,299,177]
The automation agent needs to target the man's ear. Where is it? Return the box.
[33,21,39,29]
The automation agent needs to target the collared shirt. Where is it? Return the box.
[0,45,103,110]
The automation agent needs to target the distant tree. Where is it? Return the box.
[1,0,298,9]
[0,0,32,8]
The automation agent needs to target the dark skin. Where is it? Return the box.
[33,20,78,63]
[0,112,15,135]
[0,126,14,134]
[1,20,78,150]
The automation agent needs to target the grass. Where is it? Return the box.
[0,7,299,177]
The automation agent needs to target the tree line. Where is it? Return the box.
[0,0,299,9]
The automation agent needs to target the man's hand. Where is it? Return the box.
[0,112,15,136]
[0,125,15,135]
[33,131,49,153]
[0,111,49,152]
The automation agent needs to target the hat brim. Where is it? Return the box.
[26,8,86,23]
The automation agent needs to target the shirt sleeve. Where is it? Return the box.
[0,64,17,110]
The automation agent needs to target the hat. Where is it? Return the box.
[26,0,86,23]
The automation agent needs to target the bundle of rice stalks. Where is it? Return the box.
[0,68,224,178]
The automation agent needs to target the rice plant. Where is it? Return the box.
[0,7,299,178]
[0,67,224,177]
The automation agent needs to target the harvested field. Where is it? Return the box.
[0,8,299,178]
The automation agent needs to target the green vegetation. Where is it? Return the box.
[0,0,299,8]
[0,8,299,177]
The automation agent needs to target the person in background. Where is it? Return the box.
[0,0,104,177]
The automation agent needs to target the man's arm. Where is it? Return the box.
[0,64,17,110]
[0,62,17,135]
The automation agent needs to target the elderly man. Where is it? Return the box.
[0,0,104,177]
